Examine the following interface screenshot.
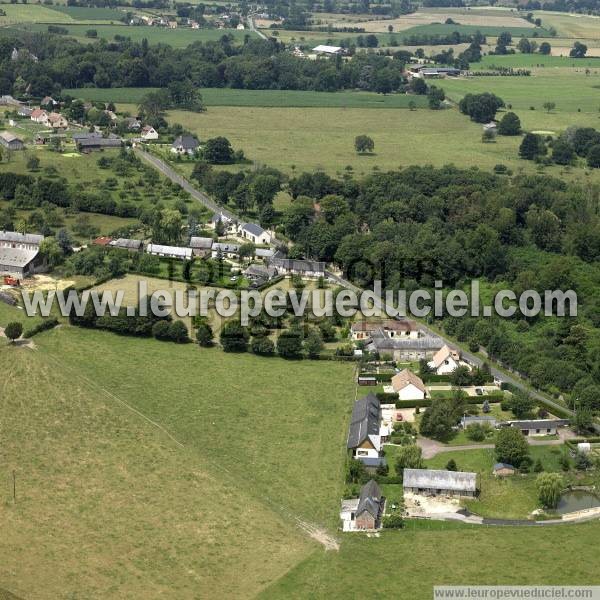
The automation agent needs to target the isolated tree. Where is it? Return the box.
[427,85,445,110]
[536,473,564,509]
[497,112,521,136]
[196,321,213,347]
[354,135,374,154]
[27,155,40,171]
[539,42,551,55]
[543,101,556,113]
[203,137,234,164]
[495,427,529,467]
[519,133,545,160]
[482,129,496,143]
[409,77,427,95]
[518,38,532,53]
[4,322,23,343]
[394,444,424,477]
[570,41,587,58]
[446,459,458,471]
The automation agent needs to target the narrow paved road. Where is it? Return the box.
[134,147,235,220]
[248,15,268,40]
[325,270,577,422]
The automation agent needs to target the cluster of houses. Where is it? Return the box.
[0,231,44,279]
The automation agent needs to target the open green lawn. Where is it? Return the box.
[11,23,254,46]
[260,522,600,598]
[63,86,430,108]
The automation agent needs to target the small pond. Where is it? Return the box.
[556,491,600,515]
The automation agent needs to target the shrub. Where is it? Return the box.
[383,514,405,529]
[4,322,23,342]
[23,318,59,339]
[152,320,171,340]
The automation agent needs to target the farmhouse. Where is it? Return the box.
[347,393,387,468]
[109,238,143,252]
[269,257,325,278]
[367,332,444,361]
[502,419,569,436]
[428,344,461,375]
[239,222,272,245]
[0,131,24,151]
[391,369,426,401]
[255,247,276,260]
[212,242,240,259]
[403,468,478,497]
[351,319,420,341]
[244,264,277,285]
[146,243,192,260]
[141,126,159,140]
[493,463,516,477]
[30,109,48,124]
[171,135,199,155]
[209,212,235,233]
[123,117,141,131]
[74,132,123,151]
[340,480,384,532]
[189,236,214,257]
[47,112,68,129]
[0,248,39,278]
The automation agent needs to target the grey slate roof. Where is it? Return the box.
[255,248,275,259]
[244,264,276,279]
[110,238,142,250]
[403,468,477,493]
[0,231,44,245]
[189,236,214,249]
[368,332,444,352]
[77,137,122,149]
[212,242,239,253]
[241,222,266,237]
[0,247,38,268]
[493,463,515,471]
[270,257,325,273]
[347,393,380,449]
[505,419,569,429]
[461,416,497,427]
[356,479,383,520]
[172,135,199,150]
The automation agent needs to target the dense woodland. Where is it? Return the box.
[274,166,600,403]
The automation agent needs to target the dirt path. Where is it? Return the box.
[294,518,339,551]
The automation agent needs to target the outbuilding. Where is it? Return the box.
[403,468,478,497]
[0,131,24,151]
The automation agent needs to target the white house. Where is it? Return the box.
[170,135,199,155]
[239,222,272,245]
[30,108,48,124]
[391,369,426,401]
[428,344,461,375]
[141,125,159,140]
[209,212,236,234]
[346,393,387,470]
[351,319,419,341]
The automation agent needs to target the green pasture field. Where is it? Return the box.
[0,3,73,25]
[11,23,253,46]
[260,521,600,598]
[167,105,600,181]
[63,86,430,109]
[534,10,600,39]
[50,5,127,21]
[475,53,600,69]
[443,72,600,115]
[400,22,548,38]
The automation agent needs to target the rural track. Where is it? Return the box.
[248,15,268,40]
[133,147,236,220]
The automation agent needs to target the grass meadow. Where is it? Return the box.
[11,23,254,46]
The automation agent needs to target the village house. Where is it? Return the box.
[501,419,569,437]
[268,257,326,278]
[189,236,214,257]
[391,369,426,401]
[238,222,272,245]
[141,125,159,140]
[0,131,24,151]
[109,238,143,252]
[255,247,276,261]
[92,236,113,247]
[30,109,48,124]
[212,242,240,259]
[146,243,192,260]
[339,479,385,532]
[366,332,444,362]
[346,393,388,470]
[351,319,420,341]
[123,117,142,131]
[428,344,462,375]
[403,468,478,497]
[0,231,44,251]
[47,112,68,129]
[171,135,199,155]
[41,96,58,108]
[209,212,236,233]
[244,264,277,286]
[493,463,516,477]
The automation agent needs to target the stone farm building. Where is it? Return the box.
[0,131,24,150]
[351,319,419,342]
[0,231,44,278]
[403,468,478,497]
[146,243,192,260]
[189,236,214,257]
[339,479,385,532]
[239,223,272,245]
[109,238,143,252]
[366,332,444,362]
